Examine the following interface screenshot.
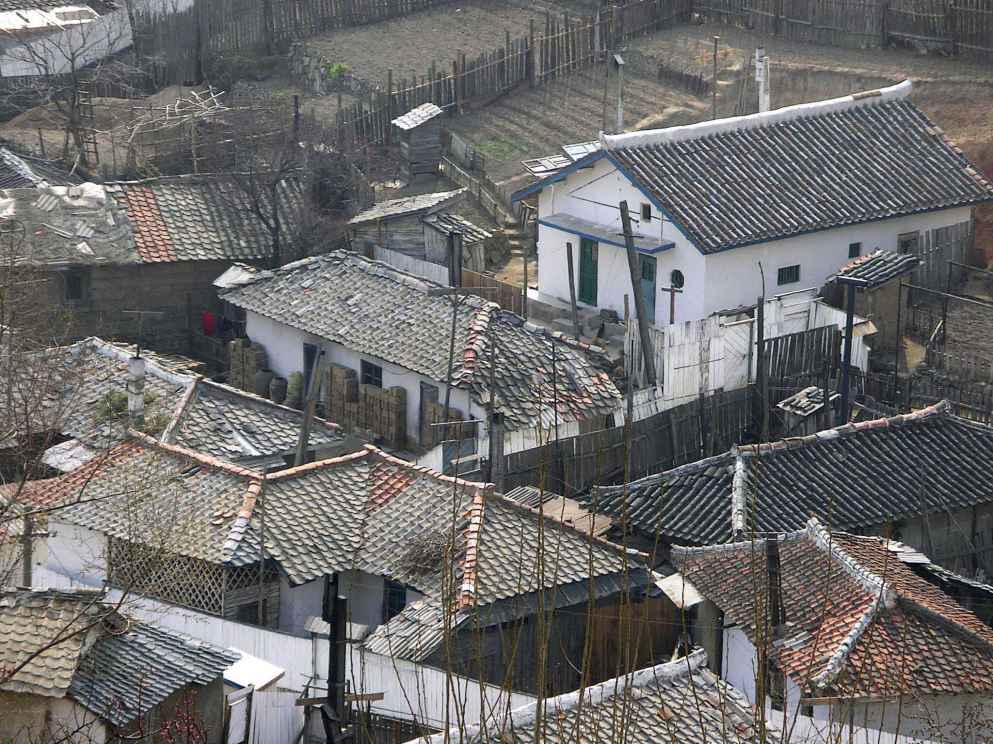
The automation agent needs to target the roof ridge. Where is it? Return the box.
[158,376,202,444]
[263,447,373,480]
[804,517,896,692]
[601,80,912,151]
[736,400,952,458]
[489,490,649,562]
[422,649,713,743]
[126,430,262,481]
[222,479,263,561]
[81,337,195,388]
[457,489,486,609]
[197,379,344,432]
[459,302,497,386]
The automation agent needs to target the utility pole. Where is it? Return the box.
[659,285,684,325]
[619,201,656,386]
[835,277,866,426]
[294,349,326,466]
[613,54,625,133]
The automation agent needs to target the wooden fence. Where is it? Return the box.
[859,369,993,422]
[462,269,526,316]
[696,0,993,56]
[330,0,693,148]
[500,386,753,496]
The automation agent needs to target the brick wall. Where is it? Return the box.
[43,259,238,353]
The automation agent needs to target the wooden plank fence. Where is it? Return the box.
[329,0,693,149]
[697,0,993,56]
[462,269,525,316]
[500,387,753,496]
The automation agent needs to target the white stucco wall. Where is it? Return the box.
[702,206,974,316]
[278,577,324,635]
[245,311,476,447]
[723,624,992,738]
[35,520,107,590]
[533,156,973,326]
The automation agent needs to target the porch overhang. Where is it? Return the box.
[538,213,675,254]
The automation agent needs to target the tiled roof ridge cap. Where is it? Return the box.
[196,379,344,433]
[419,649,711,743]
[805,517,897,691]
[222,478,263,561]
[593,450,735,497]
[670,529,809,559]
[460,302,497,386]
[263,447,373,480]
[489,489,650,562]
[736,400,951,457]
[125,429,262,481]
[518,315,610,359]
[81,337,195,388]
[730,453,749,538]
[158,376,202,444]
[601,80,912,151]
[457,488,486,609]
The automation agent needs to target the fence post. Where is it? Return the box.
[385,69,393,145]
[528,19,535,88]
[947,1,958,54]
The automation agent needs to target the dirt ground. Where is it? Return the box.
[448,57,709,182]
[305,0,559,89]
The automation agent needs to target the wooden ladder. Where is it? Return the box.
[77,82,100,166]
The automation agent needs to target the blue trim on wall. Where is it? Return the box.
[510,151,608,203]
[538,218,675,254]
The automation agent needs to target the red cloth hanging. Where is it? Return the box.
[201,311,217,336]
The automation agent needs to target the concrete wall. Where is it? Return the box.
[33,519,107,590]
[245,310,475,447]
[0,692,107,744]
[534,155,973,325]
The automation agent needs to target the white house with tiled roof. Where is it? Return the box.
[674,518,993,738]
[512,81,993,326]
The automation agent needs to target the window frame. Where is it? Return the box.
[897,231,920,255]
[848,242,862,259]
[62,268,89,304]
[777,264,801,286]
[640,202,652,222]
[360,360,383,388]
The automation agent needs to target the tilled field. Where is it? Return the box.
[306,0,560,89]
[448,62,709,182]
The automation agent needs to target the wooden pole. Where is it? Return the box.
[620,201,656,386]
[712,35,719,120]
[294,350,325,466]
[565,242,581,339]
[756,296,768,441]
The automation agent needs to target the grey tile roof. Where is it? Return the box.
[0,147,80,188]
[834,249,921,287]
[70,620,238,727]
[109,176,304,263]
[14,338,349,469]
[585,401,993,545]
[349,189,463,225]
[418,649,765,744]
[1,184,140,266]
[168,379,348,466]
[0,588,107,697]
[606,91,993,254]
[362,597,451,662]
[0,587,235,725]
[57,439,261,566]
[673,519,993,697]
[220,251,621,430]
[422,212,492,244]
[392,103,444,131]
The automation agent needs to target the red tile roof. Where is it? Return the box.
[673,519,993,698]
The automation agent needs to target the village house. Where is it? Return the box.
[673,518,993,738]
[512,80,993,327]
[414,649,768,744]
[8,175,302,352]
[218,251,621,469]
[584,401,993,577]
[0,587,237,744]
[2,336,359,477]
[11,435,660,699]
[348,188,496,276]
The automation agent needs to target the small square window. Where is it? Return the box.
[640,203,652,221]
[361,360,382,388]
[63,269,88,303]
[777,265,800,286]
[848,242,861,259]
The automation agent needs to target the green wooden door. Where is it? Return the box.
[578,238,598,306]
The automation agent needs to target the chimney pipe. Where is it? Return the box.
[127,356,146,429]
